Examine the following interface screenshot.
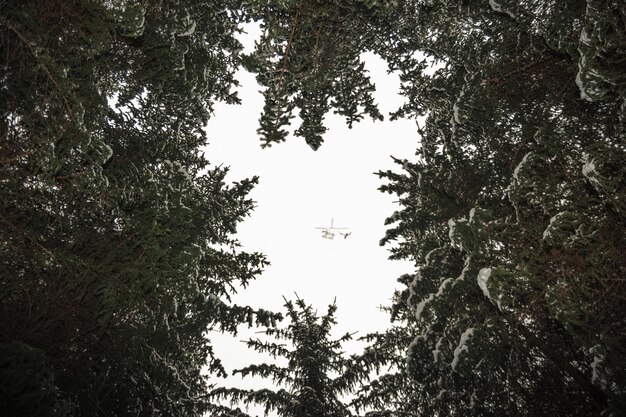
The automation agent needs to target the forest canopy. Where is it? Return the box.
[0,0,624,416]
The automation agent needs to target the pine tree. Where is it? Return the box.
[210,298,367,417]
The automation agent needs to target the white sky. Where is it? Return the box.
[203,23,419,415]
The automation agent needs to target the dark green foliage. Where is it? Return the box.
[239,0,624,415]
[241,1,392,149]
[0,342,73,417]
[0,0,279,415]
[368,1,625,416]
[2,0,624,415]
[349,323,420,417]
[211,298,367,417]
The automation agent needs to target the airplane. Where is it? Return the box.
[315,218,351,240]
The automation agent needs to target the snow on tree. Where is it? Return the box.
[210,298,368,417]
[371,1,625,415]
[2,0,624,415]
[0,1,280,415]
[240,1,392,150]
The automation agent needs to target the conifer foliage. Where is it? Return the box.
[1,1,279,415]
[241,0,395,150]
[1,0,625,416]
[369,1,626,416]
[244,0,625,415]
[211,298,365,417]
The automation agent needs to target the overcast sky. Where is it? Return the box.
[203,23,419,414]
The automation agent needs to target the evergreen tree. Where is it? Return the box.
[348,305,421,417]
[2,0,624,415]
[241,0,394,149]
[1,1,279,415]
[369,1,625,415]
[211,298,367,417]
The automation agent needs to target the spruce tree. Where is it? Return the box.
[2,0,624,415]
[370,1,625,415]
[1,1,279,415]
[241,0,394,149]
[211,298,367,417]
